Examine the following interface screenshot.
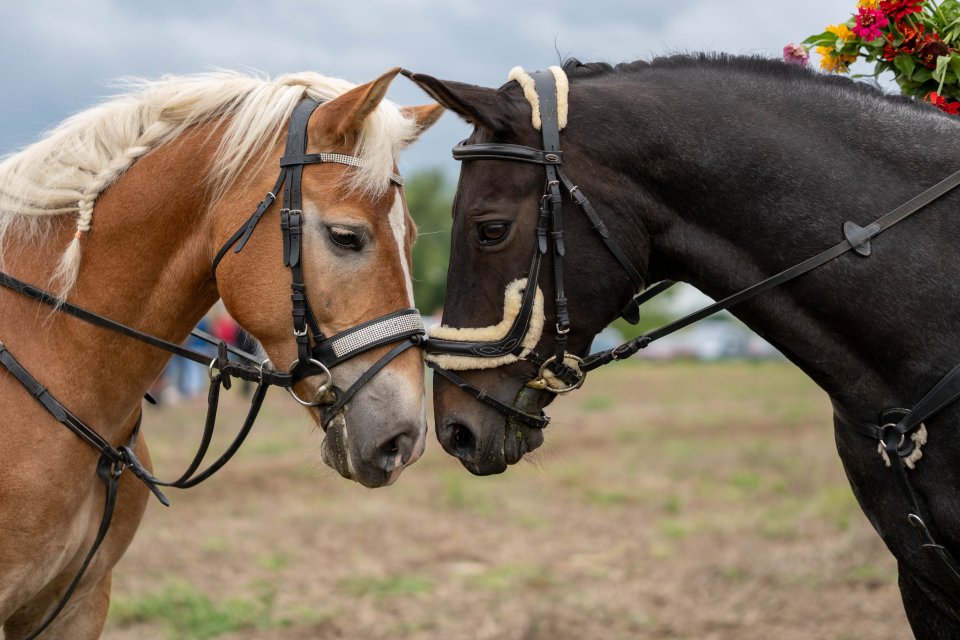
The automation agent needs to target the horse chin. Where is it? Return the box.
[502,386,548,463]
[455,385,548,475]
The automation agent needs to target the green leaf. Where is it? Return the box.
[802,30,834,46]
[913,67,934,83]
[934,54,952,83]
[950,55,960,85]
[894,54,916,79]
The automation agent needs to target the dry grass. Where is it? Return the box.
[102,360,910,640]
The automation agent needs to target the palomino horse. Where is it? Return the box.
[0,68,441,637]
[406,57,960,637]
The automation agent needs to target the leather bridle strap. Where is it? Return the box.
[24,456,124,640]
[581,163,960,372]
[307,308,424,370]
[0,271,291,386]
[831,364,960,598]
[428,362,550,429]
[321,337,422,428]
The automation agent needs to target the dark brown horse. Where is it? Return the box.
[405,56,960,637]
[0,68,441,637]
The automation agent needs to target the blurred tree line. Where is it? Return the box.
[405,169,675,337]
[407,169,454,316]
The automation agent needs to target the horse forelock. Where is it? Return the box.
[0,70,417,296]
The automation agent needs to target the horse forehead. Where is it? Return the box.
[304,184,411,235]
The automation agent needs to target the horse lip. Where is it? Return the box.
[320,414,354,481]
[502,386,547,464]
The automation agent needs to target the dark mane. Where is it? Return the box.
[561,53,943,118]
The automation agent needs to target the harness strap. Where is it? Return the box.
[582,165,960,372]
[321,337,422,429]
[883,431,960,597]
[23,455,123,640]
[828,362,960,599]
[427,362,550,429]
[556,168,645,290]
[452,142,562,165]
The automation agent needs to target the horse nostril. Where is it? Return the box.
[376,432,413,472]
[440,422,477,462]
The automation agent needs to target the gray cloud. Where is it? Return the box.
[0,0,863,175]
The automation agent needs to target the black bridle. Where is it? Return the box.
[424,68,960,598]
[0,97,423,637]
[211,98,424,415]
[424,70,645,428]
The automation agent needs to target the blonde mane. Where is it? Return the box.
[0,70,418,296]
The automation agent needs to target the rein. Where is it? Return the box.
[424,67,960,599]
[0,97,422,637]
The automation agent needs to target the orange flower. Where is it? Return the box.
[858,0,880,8]
[816,46,857,73]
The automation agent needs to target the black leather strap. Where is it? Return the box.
[452,142,562,165]
[23,455,124,640]
[582,167,960,372]
[321,337,421,430]
[428,362,549,429]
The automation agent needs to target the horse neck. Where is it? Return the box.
[0,125,223,440]
[590,64,960,410]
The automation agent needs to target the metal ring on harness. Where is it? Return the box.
[207,357,220,382]
[878,422,906,451]
[286,358,333,407]
[528,354,586,393]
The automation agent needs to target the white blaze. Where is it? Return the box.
[388,192,414,304]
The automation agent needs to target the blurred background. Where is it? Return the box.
[1,1,912,638]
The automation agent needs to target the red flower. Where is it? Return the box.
[925,91,960,115]
[880,0,924,24]
[895,23,925,55]
[882,42,898,61]
[916,33,950,68]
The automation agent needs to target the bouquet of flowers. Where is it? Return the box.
[786,0,960,114]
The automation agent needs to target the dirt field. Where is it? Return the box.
[101,361,912,640]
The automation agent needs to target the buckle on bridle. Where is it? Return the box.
[611,343,633,360]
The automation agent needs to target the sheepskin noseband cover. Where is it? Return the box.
[426,279,545,371]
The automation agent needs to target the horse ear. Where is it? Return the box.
[399,103,445,147]
[320,67,402,137]
[401,70,520,133]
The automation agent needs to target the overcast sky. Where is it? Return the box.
[0,0,869,177]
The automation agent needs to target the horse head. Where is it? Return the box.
[404,67,646,475]
[211,69,444,487]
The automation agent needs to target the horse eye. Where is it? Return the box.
[478,221,511,246]
[328,226,362,250]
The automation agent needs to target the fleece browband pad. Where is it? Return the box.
[507,66,568,131]
[426,279,545,371]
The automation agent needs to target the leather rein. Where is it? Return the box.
[0,97,423,638]
[424,68,960,599]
